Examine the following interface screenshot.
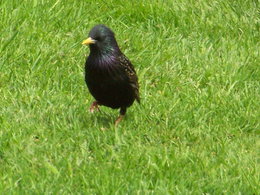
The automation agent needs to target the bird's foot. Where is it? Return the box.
[115,115,124,126]
[89,101,100,113]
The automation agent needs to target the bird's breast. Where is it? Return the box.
[85,55,135,108]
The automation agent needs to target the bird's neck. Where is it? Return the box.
[90,46,121,57]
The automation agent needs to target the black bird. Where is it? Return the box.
[82,24,140,125]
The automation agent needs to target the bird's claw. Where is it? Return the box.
[89,101,100,113]
[115,115,124,126]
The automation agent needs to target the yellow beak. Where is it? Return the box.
[82,37,96,45]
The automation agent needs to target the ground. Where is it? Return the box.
[0,0,259,194]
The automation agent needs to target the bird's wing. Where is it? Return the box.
[118,54,140,103]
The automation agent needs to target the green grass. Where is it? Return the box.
[0,0,259,194]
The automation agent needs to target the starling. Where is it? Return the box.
[82,24,140,125]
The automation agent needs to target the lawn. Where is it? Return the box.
[0,0,259,194]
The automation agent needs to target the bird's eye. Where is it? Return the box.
[95,36,101,41]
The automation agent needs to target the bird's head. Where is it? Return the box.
[82,24,120,55]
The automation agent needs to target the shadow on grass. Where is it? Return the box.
[95,113,115,127]
[80,110,116,129]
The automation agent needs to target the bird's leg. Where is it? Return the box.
[115,107,126,126]
[89,101,100,113]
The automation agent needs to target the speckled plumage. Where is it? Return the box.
[83,24,140,124]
